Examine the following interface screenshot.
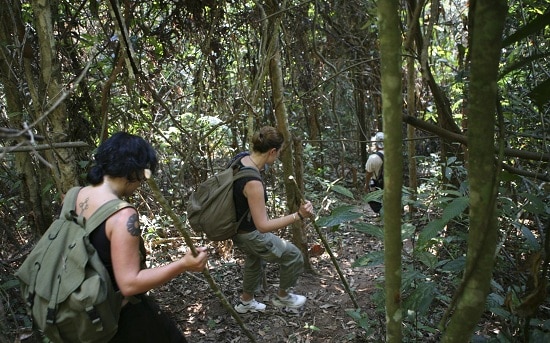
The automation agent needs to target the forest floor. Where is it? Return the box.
[5,204,424,343]
[152,203,388,343]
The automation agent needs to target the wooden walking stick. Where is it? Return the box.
[146,178,257,342]
[289,176,360,309]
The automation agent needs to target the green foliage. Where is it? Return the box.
[1,0,548,341]
[345,309,375,336]
[485,290,550,343]
[417,196,469,246]
[353,222,384,240]
[316,205,362,228]
[318,150,550,341]
[352,250,385,268]
[402,277,437,319]
[303,322,320,332]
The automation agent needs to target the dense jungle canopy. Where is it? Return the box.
[1,0,549,342]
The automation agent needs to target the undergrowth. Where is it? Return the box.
[317,154,550,342]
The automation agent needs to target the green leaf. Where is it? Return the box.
[441,196,469,222]
[345,309,372,333]
[486,292,504,309]
[446,156,457,165]
[78,160,90,168]
[502,10,550,47]
[353,222,384,239]
[401,223,416,240]
[402,269,426,288]
[515,223,540,250]
[316,205,362,227]
[444,167,452,180]
[352,250,384,267]
[499,170,521,182]
[418,197,468,246]
[438,256,466,273]
[330,184,355,198]
[520,192,547,215]
[489,306,512,320]
[418,218,446,246]
[403,281,436,316]
[346,308,363,321]
[415,251,439,269]
[530,328,550,342]
[1,279,19,290]
[362,189,383,202]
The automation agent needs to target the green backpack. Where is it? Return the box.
[15,187,133,342]
[187,159,261,241]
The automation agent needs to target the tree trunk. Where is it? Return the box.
[264,0,312,272]
[411,0,464,186]
[354,70,369,177]
[379,1,404,342]
[286,4,323,172]
[442,1,507,341]
[405,1,421,214]
[0,0,53,235]
[31,0,77,193]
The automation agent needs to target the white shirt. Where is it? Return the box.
[365,151,384,179]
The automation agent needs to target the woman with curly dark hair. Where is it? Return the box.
[79,132,208,342]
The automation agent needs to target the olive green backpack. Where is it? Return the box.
[187,158,261,241]
[16,187,133,342]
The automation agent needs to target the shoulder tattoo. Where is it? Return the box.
[78,197,89,214]
[126,213,141,237]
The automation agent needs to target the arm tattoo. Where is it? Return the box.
[126,213,142,237]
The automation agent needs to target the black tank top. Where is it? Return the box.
[90,221,147,291]
[233,159,266,232]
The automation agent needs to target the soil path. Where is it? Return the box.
[153,207,384,342]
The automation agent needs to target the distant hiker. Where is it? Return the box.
[365,132,384,214]
[231,126,314,313]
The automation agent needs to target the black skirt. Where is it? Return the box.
[109,294,187,343]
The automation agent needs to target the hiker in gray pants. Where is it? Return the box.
[231,126,314,314]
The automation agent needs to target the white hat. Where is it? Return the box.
[374,132,384,149]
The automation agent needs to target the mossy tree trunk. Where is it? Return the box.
[379,1,404,342]
[31,0,77,194]
[442,1,508,341]
[0,0,54,235]
[263,0,311,271]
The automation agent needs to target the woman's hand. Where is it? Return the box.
[298,200,314,219]
[180,246,209,272]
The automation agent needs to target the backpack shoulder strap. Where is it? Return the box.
[229,157,262,226]
[60,187,82,220]
[226,151,250,168]
[234,166,262,181]
[59,186,134,234]
[374,152,384,180]
[85,199,134,234]
[229,154,262,181]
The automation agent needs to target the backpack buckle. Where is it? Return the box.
[86,306,101,324]
[26,292,34,308]
[46,308,56,324]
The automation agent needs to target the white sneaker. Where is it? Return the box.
[234,298,266,314]
[272,293,306,308]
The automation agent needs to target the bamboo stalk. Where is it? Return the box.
[289,176,360,309]
[146,178,257,342]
